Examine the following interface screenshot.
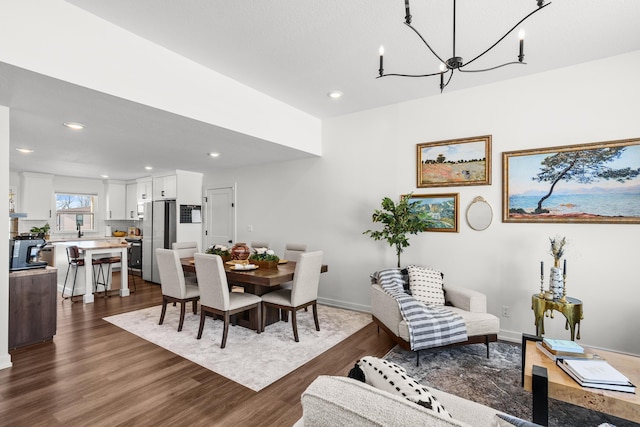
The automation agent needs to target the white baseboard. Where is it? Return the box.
[317,297,370,314]
[498,329,525,344]
[0,354,13,371]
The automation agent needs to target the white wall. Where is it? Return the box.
[1,106,11,368]
[204,51,640,355]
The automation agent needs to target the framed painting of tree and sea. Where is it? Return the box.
[502,138,640,223]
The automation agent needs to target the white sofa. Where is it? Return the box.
[371,280,500,362]
[296,375,506,427]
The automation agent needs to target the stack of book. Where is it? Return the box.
[537,338,590,361]
[557,358,636,393]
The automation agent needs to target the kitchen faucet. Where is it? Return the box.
[77,222,83,238]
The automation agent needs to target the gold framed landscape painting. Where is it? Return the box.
[502,137,640,223]
[404,193,459,232]
[417,135,491,188]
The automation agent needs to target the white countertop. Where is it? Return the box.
[47,235,142,243]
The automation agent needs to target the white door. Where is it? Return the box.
[206,187,235,249]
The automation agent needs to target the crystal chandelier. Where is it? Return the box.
[377,0,551,92]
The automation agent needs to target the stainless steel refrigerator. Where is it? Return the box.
[141,199,177,283]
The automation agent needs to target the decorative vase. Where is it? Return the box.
[549,267,564,300]
[231,242,251,260]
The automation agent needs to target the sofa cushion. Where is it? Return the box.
[351,356,453,420]
[407,265,446,306]
[301,376,469,427]
[495,413,544,426]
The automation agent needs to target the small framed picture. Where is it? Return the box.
[403,193,459,232]
[502,137,640,223]
[417,135,491,187]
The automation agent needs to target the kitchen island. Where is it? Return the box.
[55,240,130,303]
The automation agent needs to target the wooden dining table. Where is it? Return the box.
[181,257,328,329]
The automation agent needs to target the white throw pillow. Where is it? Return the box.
[407,265,445,306]
[355,356,452,420]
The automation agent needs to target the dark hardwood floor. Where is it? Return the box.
[0,274,395,426]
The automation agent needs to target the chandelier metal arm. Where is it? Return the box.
[459,61,526,73]
[440,69,454,93]
[462,2,551,69]
[404,22,446,65]
[378,70,448,78]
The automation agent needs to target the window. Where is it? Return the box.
[55,193,96,232]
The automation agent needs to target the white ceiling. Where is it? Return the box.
[4,0,640,181]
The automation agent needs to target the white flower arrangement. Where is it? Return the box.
[205,244,231,256]
[549,235,567,265]
[249,247,279,262]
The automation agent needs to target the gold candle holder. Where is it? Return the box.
[539,274,545,297]
[559,273,567,303]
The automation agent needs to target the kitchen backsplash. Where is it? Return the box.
[18,219,143,238]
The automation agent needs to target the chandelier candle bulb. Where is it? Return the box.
[379,45,384,76]
[518,29,525,62]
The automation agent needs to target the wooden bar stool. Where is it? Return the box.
[95,255,121,297]
[62,245,102,301]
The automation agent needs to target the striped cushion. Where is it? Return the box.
[407,265,445,306]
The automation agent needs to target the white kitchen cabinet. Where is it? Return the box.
[105,180,126,220]
[153,174,177,200]
[19,172,54,220]
[125,183,138,219]
[136,177,152,202]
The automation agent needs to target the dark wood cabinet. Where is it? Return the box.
[9,267,57,350]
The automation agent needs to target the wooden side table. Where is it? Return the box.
[531,294,583,341]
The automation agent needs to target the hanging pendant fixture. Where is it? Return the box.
[377,0,551,92]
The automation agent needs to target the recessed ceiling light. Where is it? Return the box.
[327,91,343,99]
[100,174,109,179]
[16,148,34,153]
[145,166,153,170]
[208,152,221,158]
[63,122,85,130]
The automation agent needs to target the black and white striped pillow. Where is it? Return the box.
[348,356,452,419]
[407,265,445,306]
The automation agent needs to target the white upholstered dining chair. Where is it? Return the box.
[281,243,308,305]
[194,253,262,348]
[172,241,199,258]
[250,241,270,250]
[172,241,199,284]
[283,243,307,262]
[155,248,200,332]
[261,251,323,342]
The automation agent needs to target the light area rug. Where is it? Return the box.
[104,304,370,392]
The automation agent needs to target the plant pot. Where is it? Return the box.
[249,259,278,269]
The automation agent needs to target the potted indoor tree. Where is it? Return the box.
[364,194,433,268]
